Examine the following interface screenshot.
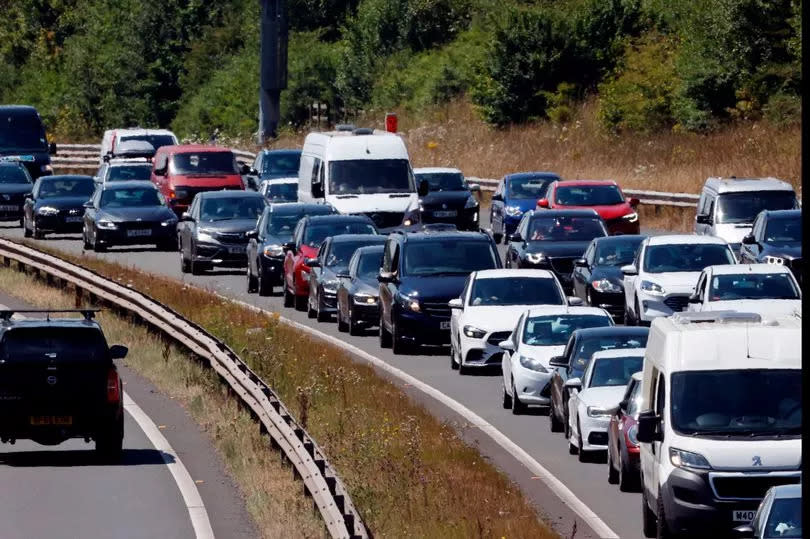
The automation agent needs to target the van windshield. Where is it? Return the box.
[670,369,801,437]
[120,134,176,151]
[716,191,797,224]
[171,152,237,175]
[0,113,47,152]
[328,159,412,195]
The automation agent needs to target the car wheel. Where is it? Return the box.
[307,293,317,318]
[337,305,349,332]
[608,443,619,484]
[348,307,362,336]
[577,418,587,463]
[493,230,502,244]
[95,414,124,463]
[391,317,409,355]
[93,235,107,252]
[656,488,676,539]
[23,217,32,238]
[502,384,512,409]
[379,313,392,348]
[180,249,190,274]
[257,269,272,296]
[190,256,206,275]
[82,229,91,250]
[549,403,564,432]
[19,217,24,228]
[316,292,329,322]
[33,221,44,239]
[568,434,578,455]
[157,240,175,252]
[450,343,459,370]
[511,380,526,415]
[619,450,638,492]
[458,355,469,375]
[247,266,258,293]
[283,281,294,307]
[293,281,307,311]
[642,485,658,538]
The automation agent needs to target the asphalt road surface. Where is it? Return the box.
[0,291,256,539]
[0,219,666,539]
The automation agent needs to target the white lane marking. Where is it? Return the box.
[124,392,215,539]
[214,292,619,539]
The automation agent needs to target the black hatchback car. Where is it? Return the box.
[547,326,648,437]
[378,229,502,354]
[739,209,802,286]
[401,168,481,231]
[337,245,385,335]
[505,209,608,293]
[0,162,34,224]
[0,309,128,461]
[23,174,96,239]
[0,105,56,180]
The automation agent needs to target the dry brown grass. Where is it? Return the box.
[7,245,556,538]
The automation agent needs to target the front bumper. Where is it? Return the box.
[588,288,624,321]
[396,309,451,345]
[604,216,640,235]
[194,241,248,266]
[349,299,380,324]
[0,202,25,220]
[460,331,509,368]
[34,212,84,233]
[419,206,479,231]
[578,414,610,450]
[319,290,338,312]
[511,365,552,405]
[638,292,690,322]
[96,225,176,246]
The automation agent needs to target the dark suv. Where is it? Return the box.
[378,229,502,354]
[0,310,128,461]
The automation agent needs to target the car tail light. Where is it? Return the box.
[169,189,176,199]
[107,368,121,403]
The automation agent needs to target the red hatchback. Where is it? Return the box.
[607,371,642,492]
[537,180,640,235]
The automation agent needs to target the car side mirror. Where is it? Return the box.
[498,339,515,351]
[109,344,128,360]
[574,257,587,267]
[154,166,167,176]
[537,198,549,208]
[246,230,258,240]
[282,241,296,253]
[567,296,584,306]
[742,234,757,245]
[48,142,57,155]
[732,524,755,538]
[507,232,523,243]
[239,163,251,175]
[636,410,663,443]
[491,193,503,202]
[336,271,350,279]
[688,293,701,304]
[618,399,629,412]
[696,213,712,225]
[83,201,94,208]
[628,197,640,207]
[305,257,320,267]
[448,298,463,310]
[378,271,396,283]
[620,264,637,276]
[549,355,567,368]
[468,183,481,193]
[417,179,430,197]
[564,377,581,390]
[180,212,193,222]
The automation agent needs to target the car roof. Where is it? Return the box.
[397,230,492,242]
[114,128,176,137]
[306,214,374,224]
[354,245,385,255]
[573,326,649,340]
[263,178,297,184]
[268,203,333,214]
[593,234,647,245]
[473,269,557,279]
[0,105,39,114]
[646,234,729,246]
[157,144,232,154]
[769,484,802,499]
[555,179,618,187]
[108,159,152,166]
[1,318,101,331]
[39,174,94,182]
[413,167,462,175]
[763,209,801,219]
[328,234,386,244]
[101,180,157,190]
[504,172,561,181]
[703,177,794,194]
[705,263,792,276]
[591,348,646,360]
[528,208,601,218]
[524,306,611,317]
[261,149,301,155]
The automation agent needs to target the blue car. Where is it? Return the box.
[489,172,560,244]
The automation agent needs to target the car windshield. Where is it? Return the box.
[643,243,734,273]
[716,191,797,224]
[417,172,465,191]
[200,197,265,221]
[522,314,612,346]
[356,252,383,278]
[594,239,644,266]
[764,497,802,538]
[120,134,175,151]
[589,357,643,387]
[507,177,554,199]
[671,369,801,437]
[304,222,377,247]
[572,333,649,371]
[403,240,498,276]
[710,273,799,301]
[328,159,412,195]
[468,277,563,306]
[101,188,162,208]
[327,240,380,267]
[1,327,107,362]
[0,165,31,184]
[266,213,303,237]
[555,185,624,206]
[171,152,237,175]
[765,217,802,243]
[528,216,607,242]
[38,178,95,199]
[0,113,47,151]
[265,182,297,202]
[263,153,300,176]
[107,165,152,182]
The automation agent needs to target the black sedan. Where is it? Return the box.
[504,209,608,293]
[246,202,336,296]
[82,181,178,252]
[244,149,302,190]
[402,168,481,231]
[0,162,33,224]
[306,234,386,322]
[23,175,96,239]
[739,209,802,286]
[572,235,646,321]
[337,245,385,335]
[178,190,266,274]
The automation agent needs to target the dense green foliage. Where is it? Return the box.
[0,0,800,139]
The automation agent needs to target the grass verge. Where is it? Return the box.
[5,243,556,538]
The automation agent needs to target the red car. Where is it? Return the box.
[607,371,642,492]
[283,214,378,311]
[151,145,248,217]
[537,180,640,235]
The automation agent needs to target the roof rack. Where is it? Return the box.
[0,309,100,322]
[335,124,356,132]
[353,127,374,135]
[670,311,762,325]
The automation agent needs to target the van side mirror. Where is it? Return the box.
[696,214,712,225]
[742,234,757,245]
[312,183,324,198]
[109,344,128,359]
[154,166,167,176]
[48,142,57,155]
[239,163,251,175]
[417,179,430,197]
[468,183,481,193]
[621,264,637,276]
[618,399,629,412]
[636,410,663,443]
[549,355,567,368]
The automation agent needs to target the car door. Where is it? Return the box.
[24,179,40,226]
[378,239,397,329]
[569,357,593,437]
[501,314,524,393]
[649,372,666,497]
[624,240,644,315]
[285,220,304,289]
[84,188,102,242]
[551,334,576,415]
[573,242,595,299]
[181,197,199,257]
[451,274,473,354]
[310,239,328,304]
[248,211,266,275]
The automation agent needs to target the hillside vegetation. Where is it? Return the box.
[0,0,801,140]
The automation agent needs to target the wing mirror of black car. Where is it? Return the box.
[109,344,128,360]
[48,142,57,155]
[636,410,663,443]
[742,234,757,245]
[574,257,587,267]
[448,298,463,310]
[491,193,503,202]
[417,179,430,197]
[549,355,567,368]
[305,257,320,267]
[180,212,194,222]
[245,230,258,240]
[731,524,755,538]
[695,213,712,225]
[507,232,523,243]
[377,271,396,283]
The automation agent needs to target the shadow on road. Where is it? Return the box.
[0,448,174,467]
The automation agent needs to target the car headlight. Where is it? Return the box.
[263,244,284,257]
[196,229,217,243]
[592,278,622,293]
[96,220,117,230]
[40,164,53,173]
[626,424,639,446]
[525,252,547,265]
[669,447,711,470]
[37,206,59,216]
[463,325,486,339]
[161,218,177,227]
[505,205,523,217]
[640,280,665,296]
[398,294,420,312]
[519,355,548,372]
[353,294,378,305]
[622,212,638,223]
[587,406,611,418]
[766,255,785,265]
[464,195,478,209]
[322,279,339,294]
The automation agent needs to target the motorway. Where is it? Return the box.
[0,291,256,539]
[0,218,664,539]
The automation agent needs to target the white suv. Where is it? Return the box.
[621,235,735,325]
[687,264,801,317]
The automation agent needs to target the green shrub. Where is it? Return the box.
[763,92,801,128]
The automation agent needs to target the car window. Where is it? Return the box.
[468,277,564,306]
[588,357,643,388]
[555,185,624,206]
[37,178,95,199]
[1,327,108,362]
[507,177,554,199]
[626,379,643,416]
[528,215,607,242]
[265,182,297,202]
[107,165,153,182]
[416,172,465,191]
[356,250,383,278]
[709,273,800,301]
[643,244,734,273]
[0,165,32,184]
[716,191,798,224]
[326,240,382,267]
[764,497,802,538]
[571,333,649,371]
[403,240,498,276]
[100,187,162,208]
[171,152,237,175]
[764,217,802,243]
[266,211,303,236]
[263,153,300,176]
[200,196,264,221]
[594,238,645,266]
[522,314,612,346]
[303,222,377,248]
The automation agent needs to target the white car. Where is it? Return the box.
[567,348,645,462]
[449,269,578,374]
[687,264,801,317]
[499,306,613,415]
[621,235,736,325]
[259,178,298,203]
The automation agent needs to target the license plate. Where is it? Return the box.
[65,216,83,223]
[127,229,152,237]
[0,205,18,212]
[30,415,73,426]
[228,246,245,254]
[733,510,755,522]
[440,321,451,330]
[433,210,457,218]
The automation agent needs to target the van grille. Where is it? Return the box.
[710,474,800,500]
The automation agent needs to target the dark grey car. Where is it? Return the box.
[336,245,385,335]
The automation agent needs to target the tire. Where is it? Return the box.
[391,317,409,355]
[379,314,392,348]
[191,258,206,275]
[337,305,349,332]
[511,380,526,415]
[93,236,107,252]
[95,414,124,463]
[656,489,675,539]
[315,292,329,322]
[180,249,191,274]
[23,217,32,238]
[157,240,175,252]
[608,445,619,484]
[450,344,459,370]
[257,269,272,296]
[83,229,91,250]
[642,485,658,538]
[502,384,512,409]
[247,266,258,293]
[619,452,638,492]
[33,222,44,239]
[294,290,307,312]
[283,282,294,307]
[577,419,588,463]
[549,403,564,432]
[493,230,502,245]
[568,436,578,455]
[624,303,634,326]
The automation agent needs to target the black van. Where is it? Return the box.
[0,105,56,180]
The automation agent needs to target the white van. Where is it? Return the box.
[636,311,801,538]
[99,128,179,162]
[297,128,417,229]
[695,177,798,253]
